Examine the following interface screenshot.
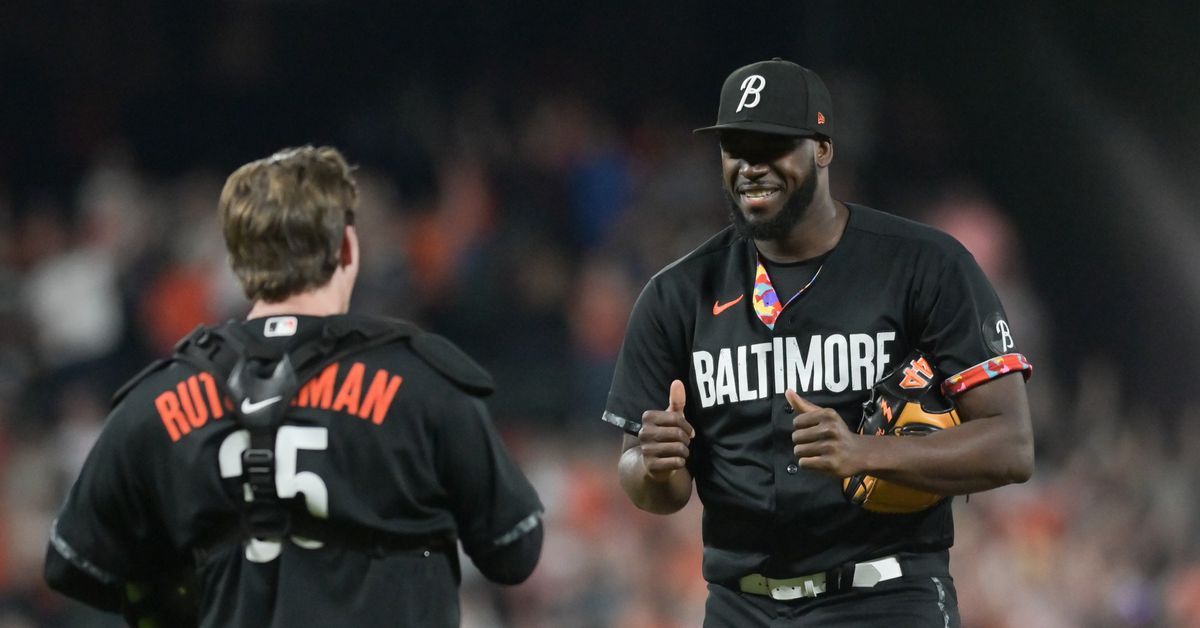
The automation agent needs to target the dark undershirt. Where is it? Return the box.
[760,253,828,303]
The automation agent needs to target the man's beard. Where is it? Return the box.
[727,170,818,242]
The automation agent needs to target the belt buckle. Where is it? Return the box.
[824,561,857,595]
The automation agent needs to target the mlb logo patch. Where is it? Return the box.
[264,316,298,337]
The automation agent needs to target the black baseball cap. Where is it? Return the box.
[694,58,833,139]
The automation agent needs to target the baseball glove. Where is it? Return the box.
[843,350,960,514]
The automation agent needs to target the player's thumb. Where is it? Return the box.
[667,380,695,438]
[785,389,820,413]
[667,379,686,412]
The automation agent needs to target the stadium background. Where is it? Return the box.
[2,2,1198,626]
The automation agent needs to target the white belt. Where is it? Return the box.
[738,556,903,600]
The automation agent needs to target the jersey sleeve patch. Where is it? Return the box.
[941,353,1032,397]
[601,410,641,436]
[982,312,1018,355]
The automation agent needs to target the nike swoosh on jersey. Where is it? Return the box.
[241,396,283,414]
[712,294,745,316]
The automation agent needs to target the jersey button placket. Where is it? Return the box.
[782,386,798,474]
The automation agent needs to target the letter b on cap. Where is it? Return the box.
[737,75,766,112]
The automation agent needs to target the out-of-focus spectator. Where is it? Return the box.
[21,217,122,369]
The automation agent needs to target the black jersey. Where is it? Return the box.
[49,315,543,627]
[603,204,1031,584]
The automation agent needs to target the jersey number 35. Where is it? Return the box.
[217,426,330,563]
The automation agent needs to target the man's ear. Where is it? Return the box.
[815,137,834,168]
[340,225,358,268]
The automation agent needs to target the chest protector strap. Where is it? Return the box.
[171,316,417,541]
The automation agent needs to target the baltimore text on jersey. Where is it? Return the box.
[692,331,896,408]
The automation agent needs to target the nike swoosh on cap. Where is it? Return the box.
[241,396,283,414]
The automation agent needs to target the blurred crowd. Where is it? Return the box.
[1,62,1198,628]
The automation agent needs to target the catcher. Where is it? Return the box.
[43,146,543,627]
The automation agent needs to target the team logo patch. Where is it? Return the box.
[737,75,766,112]
[264,316,298,337]
[982,312,1015,355]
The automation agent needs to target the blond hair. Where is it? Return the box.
[219,146,358,302]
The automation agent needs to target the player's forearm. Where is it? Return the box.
[618,446,693,514]
[860,412,1033,495]
[850,369,1034,495]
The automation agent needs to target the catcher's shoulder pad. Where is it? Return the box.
[111,359,172,408]
[410,332,495,397]
[111,325,217,407]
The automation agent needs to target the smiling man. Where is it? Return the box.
[602,59,1034,626]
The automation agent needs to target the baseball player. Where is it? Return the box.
[604,59,1033,626]
[44,146,543,627]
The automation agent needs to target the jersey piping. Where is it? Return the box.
[493,511,543,547]
[49,519,121,586]
[601,410,640,434]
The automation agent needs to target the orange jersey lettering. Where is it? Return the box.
[332,362,365,416]
[198,371,226,419]
[155,390,190,442]
[178,376,209,429]
[156,372,229,442]
[359,371,403,425]
[295,363,339,409]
